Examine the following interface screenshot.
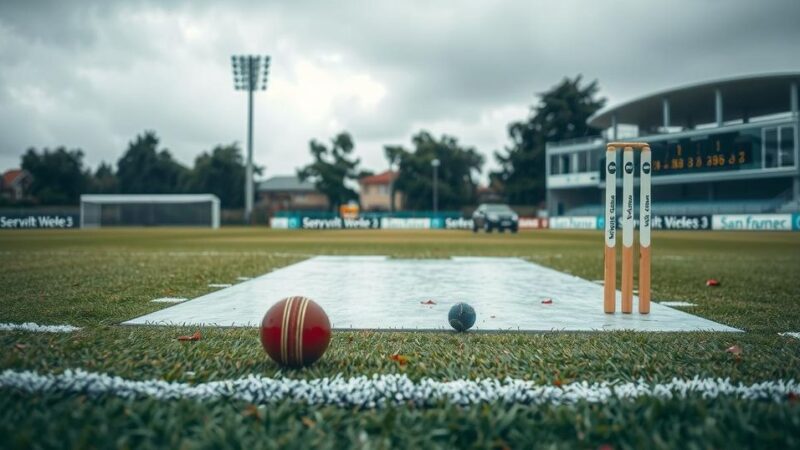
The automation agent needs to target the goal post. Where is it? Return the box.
[80,194,221,229]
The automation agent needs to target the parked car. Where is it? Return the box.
[472,203,519,233]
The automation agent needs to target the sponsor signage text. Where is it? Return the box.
[0,214,78,229]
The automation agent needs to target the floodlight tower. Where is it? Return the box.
[231,55,270,224]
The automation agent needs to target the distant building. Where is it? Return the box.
[476,185,504,204]
[257,175,329,214]
[545,73,800,216]
[1,169,33,201]
[359,171,404,211]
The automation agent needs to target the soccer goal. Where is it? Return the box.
[80,194,220,229]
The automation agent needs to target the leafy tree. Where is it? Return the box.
[492,76,606,205]
[88,162,118,194]
[392,131,484,211]
[21,147,89,204]
[185,143,259,208]
[117,131,188,194]
[297,132,361,210]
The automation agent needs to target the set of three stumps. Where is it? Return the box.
[604,142,652,314]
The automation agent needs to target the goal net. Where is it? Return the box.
[80,194,220,228]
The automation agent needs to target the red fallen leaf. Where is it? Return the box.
[242,404,261,420]
[553,378,563,387]
[177,331,201,341]
[726,345,742,355]
[788,392,799,403]
[597,445,614,450]
[420,300,436,305]
[541,298,553,304]
[389,354,408,365]
[301,416,316,428]
[706,279,720,287]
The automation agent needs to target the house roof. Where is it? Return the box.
[2,169,28,187]
[359,170,397,186]
[257,175,317,193]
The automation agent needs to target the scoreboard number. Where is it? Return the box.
[648,131,755,176]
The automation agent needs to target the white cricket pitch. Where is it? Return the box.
[125,256,740,332]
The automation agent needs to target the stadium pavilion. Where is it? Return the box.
[545,73,800,216]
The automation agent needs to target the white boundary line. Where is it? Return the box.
[0,323,81,333]
[1,369,796,408]
[151,298,189,304]
[659,301,697,307]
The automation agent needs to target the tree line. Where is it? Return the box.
[16,131,255,207]
[298,75,605,210]
[10,75,605,210]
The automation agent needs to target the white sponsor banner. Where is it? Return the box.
[518,217,547,229]
[549,216,598,230]
[0,214,77,229]
[380,218,431,229]
[652,215,711,230]
[270,217,289,229]
[712,214,794,231]
[301,217,343,229]
[444,217,474,229]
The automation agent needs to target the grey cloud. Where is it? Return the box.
[0,0,799,176]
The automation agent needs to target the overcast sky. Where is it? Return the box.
[1,0,799,181]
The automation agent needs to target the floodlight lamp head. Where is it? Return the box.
[231,54,271,91]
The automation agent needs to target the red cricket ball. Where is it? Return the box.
[260,296,331,368]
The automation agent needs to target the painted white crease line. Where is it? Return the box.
[208,284,233,288]
[659,301,697,307]
[779,332,800,339]
[0,323,81,333]
[151,298,189,303]
[0,370,797,408]
[236,277,252,281]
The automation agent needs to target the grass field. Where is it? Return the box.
[2,228,800,449]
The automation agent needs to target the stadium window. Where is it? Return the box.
[561,154,571,174]
[779,126,795,167]
[577,151,588,172]
[550,155,560,175]
[764,128,778,168]
[589,150,601,172]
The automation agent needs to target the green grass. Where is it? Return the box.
[1,228,800,449]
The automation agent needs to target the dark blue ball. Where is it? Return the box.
[448,302,476,332]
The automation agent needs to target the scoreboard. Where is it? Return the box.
[645,123,795,176]
[593,123,796,182]
[649,129,760,176]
